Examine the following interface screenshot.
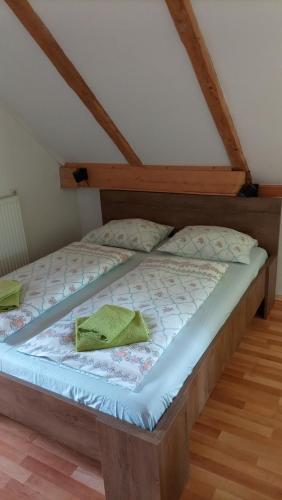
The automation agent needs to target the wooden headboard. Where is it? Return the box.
[100,191,282,256]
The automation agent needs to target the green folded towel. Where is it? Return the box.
[0,280,22,312]
[75,304,149,352]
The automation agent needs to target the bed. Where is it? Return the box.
[0,191,280,500]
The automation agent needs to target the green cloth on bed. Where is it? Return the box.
[75,304,150,352]
[0,280,22,312]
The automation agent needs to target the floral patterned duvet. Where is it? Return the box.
[0,242,133,340]
[17,254,228,390]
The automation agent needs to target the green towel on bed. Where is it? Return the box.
[0,280,22,312]
[75,304,150,352]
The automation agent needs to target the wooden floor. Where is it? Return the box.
[0,303,282,499]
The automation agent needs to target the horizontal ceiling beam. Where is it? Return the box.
[259,185,282,198]
[4,0,142,166]
[60,163,246,196]
[165,0,251,181]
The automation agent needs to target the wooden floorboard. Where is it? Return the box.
[0,302,282,499]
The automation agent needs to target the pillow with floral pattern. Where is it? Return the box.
[83,219,174,252]
[158,226,258,264]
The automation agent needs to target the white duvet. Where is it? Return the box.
[18,254,228,390]
[0,242,133,340]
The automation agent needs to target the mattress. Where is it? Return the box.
[0,247,267,430]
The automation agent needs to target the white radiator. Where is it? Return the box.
[0,194,29,276]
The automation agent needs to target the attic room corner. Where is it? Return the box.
[0,103,81,261]
[1,2,282,499]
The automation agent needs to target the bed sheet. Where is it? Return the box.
[0,247,267,430]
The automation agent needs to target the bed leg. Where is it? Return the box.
[97,406,189,500]
[263,255,278,319]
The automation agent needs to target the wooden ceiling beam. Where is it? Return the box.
[60,163,246,196]
[4,0,142,166]
[259,185,282,198]
[165,0,251,182]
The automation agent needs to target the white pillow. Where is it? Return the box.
[158,226,258,264]
[83,219,174,252]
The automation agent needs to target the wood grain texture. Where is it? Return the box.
[263,256,278,318]
[4,0,142,166]
[259,185,282,197]
[98,401,189,500]
[165,0,251,179]
[1,302,282,499]
[0,373,102,461]
[60,163,245,195]
[0,257,270,500]
[0,193,279,499]
[100,191,282,255]
[185,300,282,500]
[170,261,267,435]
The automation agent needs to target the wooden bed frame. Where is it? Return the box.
[0,192,281,500]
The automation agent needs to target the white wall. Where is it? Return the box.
[0,104,81,261]
[77,189,102,237]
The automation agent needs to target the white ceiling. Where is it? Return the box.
[192,0,282,183]
[0,1,124,163]
[0,0,282,182]
[0,0,228,165]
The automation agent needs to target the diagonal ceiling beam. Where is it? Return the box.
[4,0,142,166]
[165,0,251,182]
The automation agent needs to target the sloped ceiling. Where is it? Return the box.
[192,0,282,183]
[0,0,124,162]
[0,0,281,182]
